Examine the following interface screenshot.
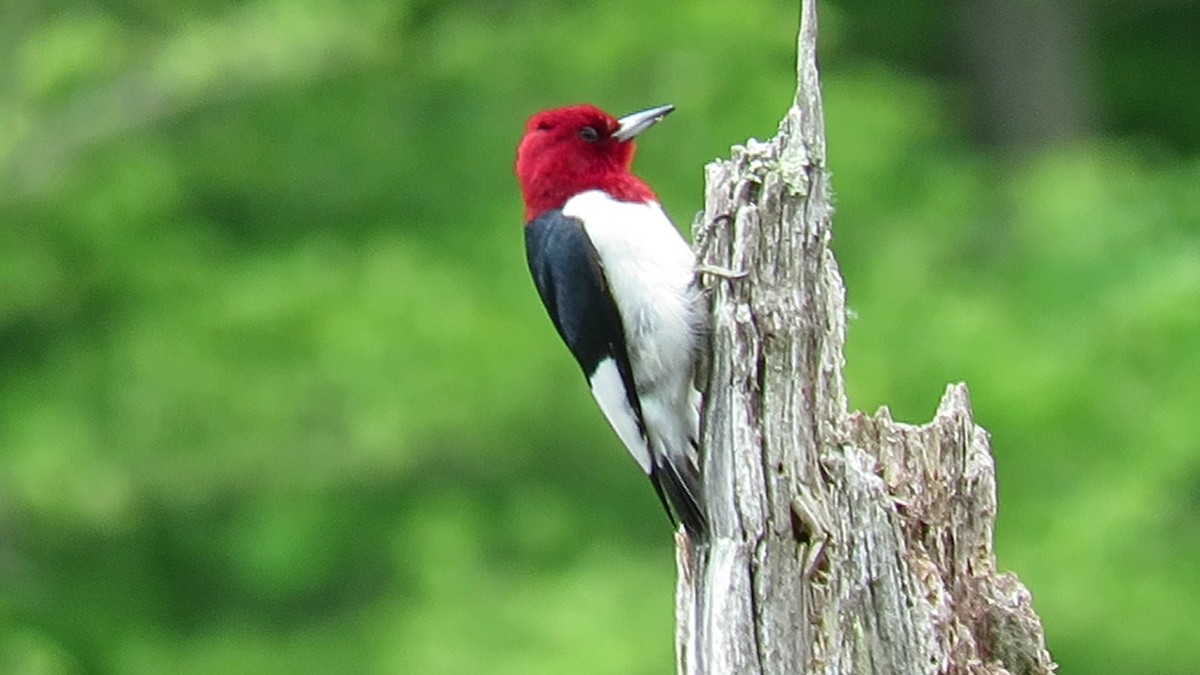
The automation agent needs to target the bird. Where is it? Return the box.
[515,103,707,539]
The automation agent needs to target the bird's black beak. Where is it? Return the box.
[613,104,674,141]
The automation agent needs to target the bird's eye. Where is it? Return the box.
[579,126,600,142]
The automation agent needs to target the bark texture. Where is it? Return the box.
[676,1,1055,673]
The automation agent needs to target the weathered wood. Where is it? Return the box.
[677,1,1055,673]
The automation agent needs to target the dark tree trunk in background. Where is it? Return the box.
[958,0,1095,154]
[675,1,1056,672]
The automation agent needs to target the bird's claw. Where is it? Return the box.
[695,264,748,280]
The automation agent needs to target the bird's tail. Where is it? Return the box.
[651,455,707,539]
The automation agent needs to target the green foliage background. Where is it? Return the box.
[2,1,1198,673]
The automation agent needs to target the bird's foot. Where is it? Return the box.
[695,264,748,280]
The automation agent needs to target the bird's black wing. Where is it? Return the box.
[524,210,637,395]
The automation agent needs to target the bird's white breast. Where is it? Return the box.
[563,191,699,395]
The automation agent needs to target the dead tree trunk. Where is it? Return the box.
[676,1,1056,673]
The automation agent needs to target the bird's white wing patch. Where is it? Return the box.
[588,358,652,474]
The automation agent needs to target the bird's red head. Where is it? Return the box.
[516,103,673,221]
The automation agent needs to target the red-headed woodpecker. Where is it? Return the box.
[516,103,707,538]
